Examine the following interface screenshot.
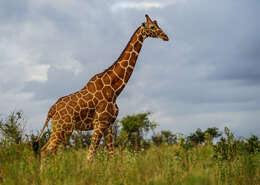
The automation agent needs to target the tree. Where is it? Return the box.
[187,128,205,145]
[161,130,177,145]
[152,130,177,146]
[151,133,163,146]
[187,127,222,145]
[0,111,26,145]
[205,127,222,138]
[119,112,157,150]
[204,127,222,144]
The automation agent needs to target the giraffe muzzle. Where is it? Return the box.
[160,33,169,41]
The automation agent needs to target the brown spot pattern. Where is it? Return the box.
[113,79,123,90]
[75,105,81,112]
[71,94,77,102]
[134,41,142,52]
[95,78,103,90]
[121,60,128,67]
[79,99,85,108]
[114,63,125,79]
[107,103,114,115]
[76,93,82,98]
[80,109,88,120]
[129,52,137,66]
[125,45,133,52]
[67,106,74,114]
[88,100,95,108]
[98,100,107,112]
[68,101,77,107]
[102,74,110,85]
[83,94,93,101]
[87,82,96,93]
[121,52,130,60]
[81,89,88,95]
[102,86,114,101]
[124,67,133,83]
[63,96,70,102]
[57,102,66,110]
[60,109,67,116]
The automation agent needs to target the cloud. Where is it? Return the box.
[0,34,50,87]
[110,0,179,12]
[0,0,259,137]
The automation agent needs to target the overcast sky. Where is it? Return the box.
[0,0,259,137]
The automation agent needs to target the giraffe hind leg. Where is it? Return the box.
[40,132,63,158]
[40,133,62,171]
[40,128,73,169]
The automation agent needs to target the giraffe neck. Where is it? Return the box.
[106,26,146,96]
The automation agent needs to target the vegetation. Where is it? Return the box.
[0,111,260,185]
[0,111,26,145]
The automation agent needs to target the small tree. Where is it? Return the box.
[205,127,221,138]
[161,130,177,145]
[119,112,157,151]
[0,111,26,145]
[151,133,163,146]
[187,127,222,145]
[204,127,222,144]
[152,130,177,146]
[187,128,205,145]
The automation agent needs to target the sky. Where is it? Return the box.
[0,0,259,137]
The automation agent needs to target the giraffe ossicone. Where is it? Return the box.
[34,14,169,162]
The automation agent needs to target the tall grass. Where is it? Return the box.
[0,143,259,185]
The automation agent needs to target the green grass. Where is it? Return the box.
[0,144,260,185]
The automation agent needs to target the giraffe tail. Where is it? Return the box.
[32,105,55,155]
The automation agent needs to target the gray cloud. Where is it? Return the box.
[0,1,29,22]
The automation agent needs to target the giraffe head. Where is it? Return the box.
[141,14,169,41]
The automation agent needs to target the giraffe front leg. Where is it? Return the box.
[104,124,114,159]
[87,122,107,162]
[104,103,119,159]
[87,102,118,161]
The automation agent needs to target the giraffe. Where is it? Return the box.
[33,14,169,162]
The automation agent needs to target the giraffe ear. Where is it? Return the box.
[145,14,153,23]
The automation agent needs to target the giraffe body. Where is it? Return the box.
[36,15,169,161]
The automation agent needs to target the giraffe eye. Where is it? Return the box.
[151,26,155,29]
